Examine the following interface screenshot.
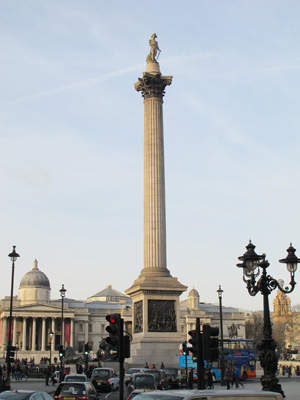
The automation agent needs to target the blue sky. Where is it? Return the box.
[1,1,300,311]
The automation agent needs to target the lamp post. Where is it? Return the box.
[49,331,54,365]
[7,246,20,385]
[237,241,299,397]
[59,284,66,380]
[217,285,225,386]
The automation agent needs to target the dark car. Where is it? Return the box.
[53,382,98,400]
[144,369,168,390]
[91,367,119,392]
[164,368,186,388]
[127,373,156,395]
[0,391,53,400]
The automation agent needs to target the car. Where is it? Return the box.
[64,374,88,382]
[127,373,157,395]
[143,369,168,390]
[164,368,186,389]
[91,367,119,392]
[125,368,145,385]
[131,389,284,400]
[0,391,54,400]
[53,382,99,400]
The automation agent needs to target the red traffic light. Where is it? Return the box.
[106,314,120,324]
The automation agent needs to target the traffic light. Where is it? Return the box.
[7,346,16,363]
[202,324,219,361]
[182,342,187,356]
[59,345,64,359]
[105,313,121,360]
[188,329,198,355]
[124,335,130,359]
[84,343,89,356]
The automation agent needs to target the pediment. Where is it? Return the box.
[15,303,62,312]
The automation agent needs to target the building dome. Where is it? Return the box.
[19,260,50,289]
[188,287,199,298]
[19,260,51,303]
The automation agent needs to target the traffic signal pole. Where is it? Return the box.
[196,317,205,390]
[119,318,124,400]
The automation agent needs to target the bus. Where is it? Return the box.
[179,339,256,381]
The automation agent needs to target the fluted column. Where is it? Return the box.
[12,317,17,345]
[32,317,36,350]
[51,318,55,352]
[22,317,27,351]
[41,318,46,351]
[135,73,172,277]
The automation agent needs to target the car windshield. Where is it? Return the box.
[145,371,160,380]
[93,370,109,378]
[128,368,141,374]
[164,369,178,376]
[0,393,34,400]
[57,384,85,396]
[135,376,155,388]
[65,376,86,382]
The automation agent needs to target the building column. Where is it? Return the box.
[32,317,36,351]
[70,319,74,347]
[13,317,17,345]
[22,317,27,351]
[41,318,46,351]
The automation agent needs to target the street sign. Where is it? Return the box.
[108,347,118,359]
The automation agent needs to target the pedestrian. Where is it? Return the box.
[144,362,149,368]
[205,368,214,389]
[51,372,56,386]
[45,367,51,386]
[230,367,235,388]
[224,368,231,390]
[188,367,194,389]
[234,367,244,388]
[160,362,165,369]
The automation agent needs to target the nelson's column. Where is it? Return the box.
[126,34,187,366]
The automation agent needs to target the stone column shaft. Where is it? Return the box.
[144,97,166,269]
[41,318,46,351]
[22,318,27,351]
[32,318,36,350]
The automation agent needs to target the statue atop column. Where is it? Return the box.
[147,33,161,62]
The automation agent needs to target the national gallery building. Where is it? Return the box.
[0,260,246,365]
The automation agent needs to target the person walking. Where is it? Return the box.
[234,367,244,388]
[224,368,231,390]
[205,368,214,389]
[45,367,51,386]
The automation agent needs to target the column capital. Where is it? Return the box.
[135,73,172,100]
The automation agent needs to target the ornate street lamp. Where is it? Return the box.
[59,284,66,380]
[49,330,54,365]
[7,246,20,385]
[237,241,299,398]
[217,285,225,386]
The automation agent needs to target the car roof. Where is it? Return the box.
[133,389,283,399]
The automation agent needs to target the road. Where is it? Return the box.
[9,375,300,400]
